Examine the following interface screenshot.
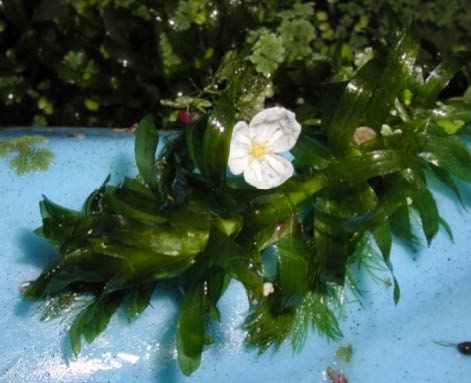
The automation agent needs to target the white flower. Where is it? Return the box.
[228,107,301,189]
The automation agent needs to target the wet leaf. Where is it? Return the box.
[276,237,309,308]
[124,284,155,319]
[418,52,471,107]
[419,136,471,182]
[201,94,236,186]
[70,293,123,355]
[135,115,159,190]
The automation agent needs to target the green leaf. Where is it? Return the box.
[102,186,167,224]
[324,150,420,187]
[389,203,421,251]
[372,223,392,269]
[248,31,285,77]
[124,284,155,319]
[363,28,419,128]
[418,52,471,107]
[419,136,471,182]
[176,284,206,376]
[278,19,316,62]
[39,197,83,244]
[439,216,454,243]
[429,164,464,207]
[315,230,351,284]
[135,115,159,190]
[372,223,400,304]
[201,94,236,186]
[186,116,208,174]
[83,175,111,214]
[291,135,331,170]
[70,293,123,355]
[392,278,401,305]
[91,215,210,257]
[326,58,384,153]
[412,187,439,246]
[276,237,309,308]
[326,28,419,152]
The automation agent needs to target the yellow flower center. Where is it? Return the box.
[248,138,271,162]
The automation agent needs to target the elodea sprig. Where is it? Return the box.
[22,26,471,376]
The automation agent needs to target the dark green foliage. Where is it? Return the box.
[20,16,471,378]
[134,115,159,190]
[1,0,470,127]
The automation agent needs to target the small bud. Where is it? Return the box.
[353,126,376,145]
[263,282,274,297]
[177,110,192,124]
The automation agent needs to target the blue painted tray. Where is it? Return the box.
[1,128,470,383]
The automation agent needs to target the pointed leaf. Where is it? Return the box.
[389,203,421,251]
[176,284,205,376]
[429,165,464,208]
[124,284,155,319]
[292,135,331,170]
[372,223,392,270]
[364,27,419,128]
[135,115,159,190]
[201,94,236,186]
[276,237,309,308]
[420,136,471,182]
[69,293,122,355]
[393,277,401,305]
[326,58,384,153]
[412,188,439,246]
[439,216,454,243]
[418,52,471,107]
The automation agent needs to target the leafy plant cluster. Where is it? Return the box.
[1,0,470,127]
[22,21,471,376]
[0,135,53,174]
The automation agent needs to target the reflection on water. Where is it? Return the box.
[44,352,140,381]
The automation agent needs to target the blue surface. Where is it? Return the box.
[1,128,470,383]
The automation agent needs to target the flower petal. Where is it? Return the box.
[228,152,249,175]
[228,121,251,175]
[243,154,294,189]
[230,121,251,147]
[248,107,301,152]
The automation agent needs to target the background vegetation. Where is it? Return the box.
[1,0,470,127]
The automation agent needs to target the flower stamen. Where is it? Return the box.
[248,138,271,162]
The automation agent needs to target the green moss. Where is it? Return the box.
[335,344,353,363]
[0,136,54,175]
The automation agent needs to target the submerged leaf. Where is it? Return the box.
[276,237,309,308]
[70,293,123,355]
[176,283,205,376]
[420,136,471,182]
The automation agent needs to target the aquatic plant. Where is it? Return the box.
[0,135,53,174]
[21,22,471,375]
